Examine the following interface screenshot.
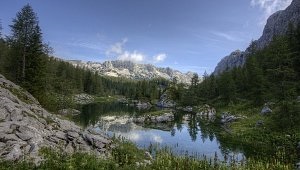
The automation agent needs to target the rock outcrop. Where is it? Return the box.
[0,74,112,163]
[132,112,174,124]
[156,93,176,108]
[220,112,246,124]
[213,0,300,75]
[67,60,195,84]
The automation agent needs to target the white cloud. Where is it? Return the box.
[251,0,292,24]
[106,38,166,64]
[211,31,244,42]
[118,50,145,63]
[153,53,167,63]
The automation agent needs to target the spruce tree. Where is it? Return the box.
[8,4,46,95]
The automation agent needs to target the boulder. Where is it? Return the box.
[4,144,22,161]
[195,104,216,117]
[182,106,193,112]
[221,112,245,124]
[255,120,264,127]
[156,94,176,108]
[261,105,272,115]
[67,131,80,140]
[136,102,152,110]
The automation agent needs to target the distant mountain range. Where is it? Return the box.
[213,0,300,75]
[67,60,196,84]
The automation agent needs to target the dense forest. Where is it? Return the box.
[171,24,300,131]
[0,5,170,111]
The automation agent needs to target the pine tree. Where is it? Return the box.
[8,4,46,95]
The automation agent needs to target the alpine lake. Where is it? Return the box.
[72,102,249,163]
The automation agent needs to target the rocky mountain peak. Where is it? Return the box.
[213,0,300,75]
[68,60,196,84]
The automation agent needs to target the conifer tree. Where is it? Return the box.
[8,4,46,95]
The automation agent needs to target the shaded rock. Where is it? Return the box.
[255,120,264,127]
[296,162,300,170]
[67,131,80,140]
[132,117,145,124]
[195,104,216,117]
[58,109,80,115]
[182,106,193,112]
[55,131,67,140]
[73,93,94,104]
[4,144,22,161]
[65,142,74,154]
[261,105,272,115]
[136,101,152,110]
[157,93,176,108]
[0,133,20,142]
[221,112,245,124]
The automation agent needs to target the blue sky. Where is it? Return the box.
[0,0,292,74]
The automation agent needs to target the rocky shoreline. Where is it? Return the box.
[0,74,113,163]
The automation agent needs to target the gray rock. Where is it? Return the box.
[67,131,80,140]
[5,144,22,161]
[136,102,152,110]
[58,109,80,115]
[55,131,67,140]
[296,162,300,170]
[213,50,246,75]
[183,106,193,112]
[65,142,74,154]
[67,60,195,84]
[0,74,112,162]
[261,106,272,115]
[16,132,33,141]
[0,133,20,142]
[255,120,264,127]
[157,93,176,108]
[221,112,245,124]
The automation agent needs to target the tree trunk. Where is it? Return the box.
[22,48,26,81]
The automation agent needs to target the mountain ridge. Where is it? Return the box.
[67,59,196,84]
[213,0,300,75]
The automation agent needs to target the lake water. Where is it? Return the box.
[74,102,245,162]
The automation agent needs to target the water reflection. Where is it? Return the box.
[75,102,245,161]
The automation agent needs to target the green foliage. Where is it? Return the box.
[0,145,293,170]
[7,4,47,99]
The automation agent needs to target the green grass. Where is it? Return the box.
[213,102,300,164]
[0,144,293,170]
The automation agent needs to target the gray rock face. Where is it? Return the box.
[0,74,112,163]
[213,50,246,75]
[256,0,300,50]
[67,60,195,84]
[213,0,300,75]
